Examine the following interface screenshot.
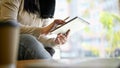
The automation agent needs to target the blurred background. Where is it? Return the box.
[53,0,120,59]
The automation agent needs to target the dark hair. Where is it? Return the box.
[24,0,55,18]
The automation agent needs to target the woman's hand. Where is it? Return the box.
[53,19,65,25]
[55,29,70,45]
[42,19,66,34]
[50,19,66,31]
[42,17,69,34]
[52,17,69,30]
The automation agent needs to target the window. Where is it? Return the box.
[53,0,120,59]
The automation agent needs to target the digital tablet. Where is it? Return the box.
[50,16,90,35]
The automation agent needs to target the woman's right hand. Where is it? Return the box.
[42,17,69,35]
[50,19,66,31]
[42,19,66,34]
[53,19,66,25]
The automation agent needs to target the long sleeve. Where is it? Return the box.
[38,35,57,47]
[38,19,58,47]
[0,0,43,37]
[0,0,58,47]
[0,0,21,21]
[19,24,43,37]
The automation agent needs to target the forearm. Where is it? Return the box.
[38,35,57,47]
[42,22,54,34]
[19,24,44,38]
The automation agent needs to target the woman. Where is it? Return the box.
[0,0,70,60]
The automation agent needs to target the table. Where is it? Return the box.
[17,59,49,68]
[17,58,120,68]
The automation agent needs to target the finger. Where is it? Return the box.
[64,16,70,21]
[56,34,67,45]
[59,34,67,44]
[55,34,62,44]
[59,34,67,40]
[55,36,63,45]
[65,29,70,37]
[57,38,65,44]
[54,19,65,25]
[56,38,61,44]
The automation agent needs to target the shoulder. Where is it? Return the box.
[1,0,22,5]
[0,0,23,21]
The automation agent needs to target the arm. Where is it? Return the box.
[42,19,66,34]
[38,29,70,47]
[0,0,21,21]
[0,0,45,37]
[0,0,70,47]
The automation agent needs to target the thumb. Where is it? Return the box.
[65,29,70,37]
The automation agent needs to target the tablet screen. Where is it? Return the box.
[51,16,89,35]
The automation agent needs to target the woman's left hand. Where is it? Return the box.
[55,29,70,45]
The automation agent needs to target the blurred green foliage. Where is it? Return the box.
[100,11,120,55]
